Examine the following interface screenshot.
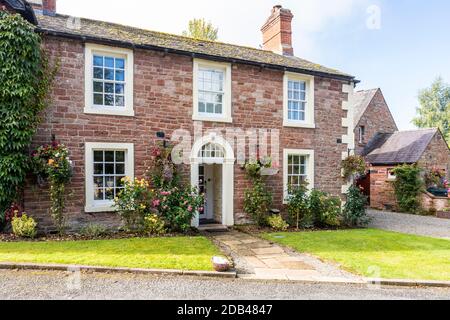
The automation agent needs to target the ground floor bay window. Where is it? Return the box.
[283,149,314,202]
[85,142,134,213]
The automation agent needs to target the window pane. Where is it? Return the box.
[115,83,125,95]
[105,151,114,162]
[94,151,103,162]
[94,94,103,105]
[105,176,115,188]
[94,163,103,174]
[104,94,114,106]
[115,70,125,81]
[93,56,103,67]
[115,96,125,107]
[105,164,114,174]
[104,57,114,68]
[198,102,205,113]
[93,81,103,93]
[116,177,124,188]
[105,188,114,200]
[104,68,114,80]
[93,176,103,188]
[300,91,306,101]
[116,151,125,162]
[94,188,104,200]
[116,163,125,175]
[115,58,125,69]
[94,67,103,79]
[300,81,306,90]
[215,104,222,114]
[104,83,114,93]
[206,103,214,113]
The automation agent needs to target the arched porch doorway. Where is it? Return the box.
[190,133,235,227]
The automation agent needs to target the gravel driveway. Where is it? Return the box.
[368,209,450,239]
[0,269,449,300]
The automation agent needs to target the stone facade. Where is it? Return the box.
[354,89,398,155]
[21,35,353,231]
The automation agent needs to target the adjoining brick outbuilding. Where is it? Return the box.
[361,128,450,211]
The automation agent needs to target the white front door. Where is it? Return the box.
[199,165,214,221]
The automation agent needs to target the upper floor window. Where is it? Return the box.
[283,73,315,128]
[358,126,366,144]
[84,44,134,117]
[193,59,232,123]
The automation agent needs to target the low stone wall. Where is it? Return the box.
[421,192,450,212]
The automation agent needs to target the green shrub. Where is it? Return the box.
[114,178,154,231]
[286,183,310,229]
[392,164,424,214]
[11,213,37,238]
[80,224,108,238]
[152,186,204,232]
[342,185,369,227]
[341,155,366,180]
[0,12,55,224]
[267,215,289,231]
[143,214,167,235]
[244,179,273,226]
[308,190,342,227]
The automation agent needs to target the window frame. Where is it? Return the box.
[283,72,315,128]
[85,142,134,213]
[193,59,232,123]
[283,149,315,203]
[84,43,134,117]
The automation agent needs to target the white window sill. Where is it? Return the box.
[85,202,116,213]
[193,115,233,123]
[283,121,316,129]
[84,107,135,117]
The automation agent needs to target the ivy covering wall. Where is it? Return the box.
[0,11,54,223]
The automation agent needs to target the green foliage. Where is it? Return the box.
[392,164,424,214]
[413,77,450,143]
[11,213,37,239]
[286,183,310,229]
[342,185,369,227]
[182,18,219,41]
[0,12,56,223]
[31,142,72,233]
[114,178,153,231]
[244,179,273,226]
[143,214,167,235]
[308,190,342,227]
[80,224,109,238]
[267,215,289,231]
[152,186,204,232]
[243,157,272,179]
[341,155,366,180]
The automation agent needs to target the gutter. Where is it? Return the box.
[36,28,360,84]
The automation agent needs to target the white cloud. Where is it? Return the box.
[57,0,366,57]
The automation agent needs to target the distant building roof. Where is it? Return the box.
[364,128,440,165]
[34,13,356,81]
[352,88,379,127]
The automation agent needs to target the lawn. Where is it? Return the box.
[262,229,450,281]
[0,237,221,271]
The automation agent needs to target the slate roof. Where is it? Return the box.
[2,0,37,24]
[352,88,379,127]
[363,128,439,165]
[34,13,355,81]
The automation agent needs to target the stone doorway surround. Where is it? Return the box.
[190,133,235,228]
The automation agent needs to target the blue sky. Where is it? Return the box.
[57,0,450,130]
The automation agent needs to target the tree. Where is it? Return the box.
[182,18,218,41]
[413,77,450,142]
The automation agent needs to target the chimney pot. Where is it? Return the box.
[261,5,294,56]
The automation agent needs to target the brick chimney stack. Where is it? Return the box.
[29,0,56,16]
[261,5,294,56]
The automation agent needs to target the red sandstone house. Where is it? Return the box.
[351,90,450,212]
[3,0,360,232]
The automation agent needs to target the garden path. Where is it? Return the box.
[210,230,363,282]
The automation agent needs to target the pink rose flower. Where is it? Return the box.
[152,199,160,207]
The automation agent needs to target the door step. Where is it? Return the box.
[198,224,229,232]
